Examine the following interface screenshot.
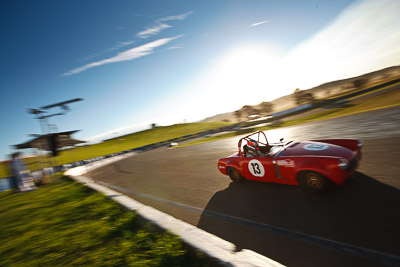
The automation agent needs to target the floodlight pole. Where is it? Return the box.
[28,134,45,178]
[32,115,56,181]
[28,98,84,180]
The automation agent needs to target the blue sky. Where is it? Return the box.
[1,0,399,160]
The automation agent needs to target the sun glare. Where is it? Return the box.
[171,45,285,122]
[208,45,282,109]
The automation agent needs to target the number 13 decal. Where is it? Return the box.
[248,159,265,177]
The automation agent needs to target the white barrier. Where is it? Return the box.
[65,156,284,267]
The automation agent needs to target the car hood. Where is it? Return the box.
[280,141,354,159]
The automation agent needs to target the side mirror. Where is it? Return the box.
[280,138,284,142]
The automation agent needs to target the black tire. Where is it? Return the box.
[299,171,329,193]
[228,168,244,183]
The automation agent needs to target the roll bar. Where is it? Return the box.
[238,131,269,156]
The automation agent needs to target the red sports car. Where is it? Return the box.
[217,131,362,192]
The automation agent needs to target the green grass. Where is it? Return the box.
[0,122,233,178]
[178,128,257,148]
[0,177,211,266]
[47,121,234,166]
[346,80,400,101]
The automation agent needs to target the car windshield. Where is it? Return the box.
[268,145,283,155]
[268,141,293,156]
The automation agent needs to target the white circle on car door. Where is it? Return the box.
[248,159,265,177]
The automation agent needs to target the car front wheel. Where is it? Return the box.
[228,168,244,183]
[299,171,329,193]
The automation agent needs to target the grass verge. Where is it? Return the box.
[0,122,234,178]
[0,177,212,266]
[178,128,257,148]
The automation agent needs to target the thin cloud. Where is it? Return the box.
[137,11,193,39]
[63,35,182,76]
[80,41,135,61]
[168,45,183,50]
[250,20,270,27]
[159,11,193,22]
[137,23,172,38]
[106,40,135,52]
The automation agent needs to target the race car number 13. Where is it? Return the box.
[248,159,265,177]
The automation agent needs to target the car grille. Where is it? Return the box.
[347,156,359,171]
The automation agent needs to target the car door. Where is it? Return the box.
[240,154,275,182]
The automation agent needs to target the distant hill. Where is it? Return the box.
[202,65,400,122]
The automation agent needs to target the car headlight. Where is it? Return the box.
[338,158,349,169]
[358,140,363,149]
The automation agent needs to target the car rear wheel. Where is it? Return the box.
[299,171,329,193]
[228,168,244,183]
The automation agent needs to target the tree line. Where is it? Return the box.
[234,101,274,121]
[233,77,369,122]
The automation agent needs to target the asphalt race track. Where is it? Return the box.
[88,107,400,267]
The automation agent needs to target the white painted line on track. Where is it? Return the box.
[97,180,400,267]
